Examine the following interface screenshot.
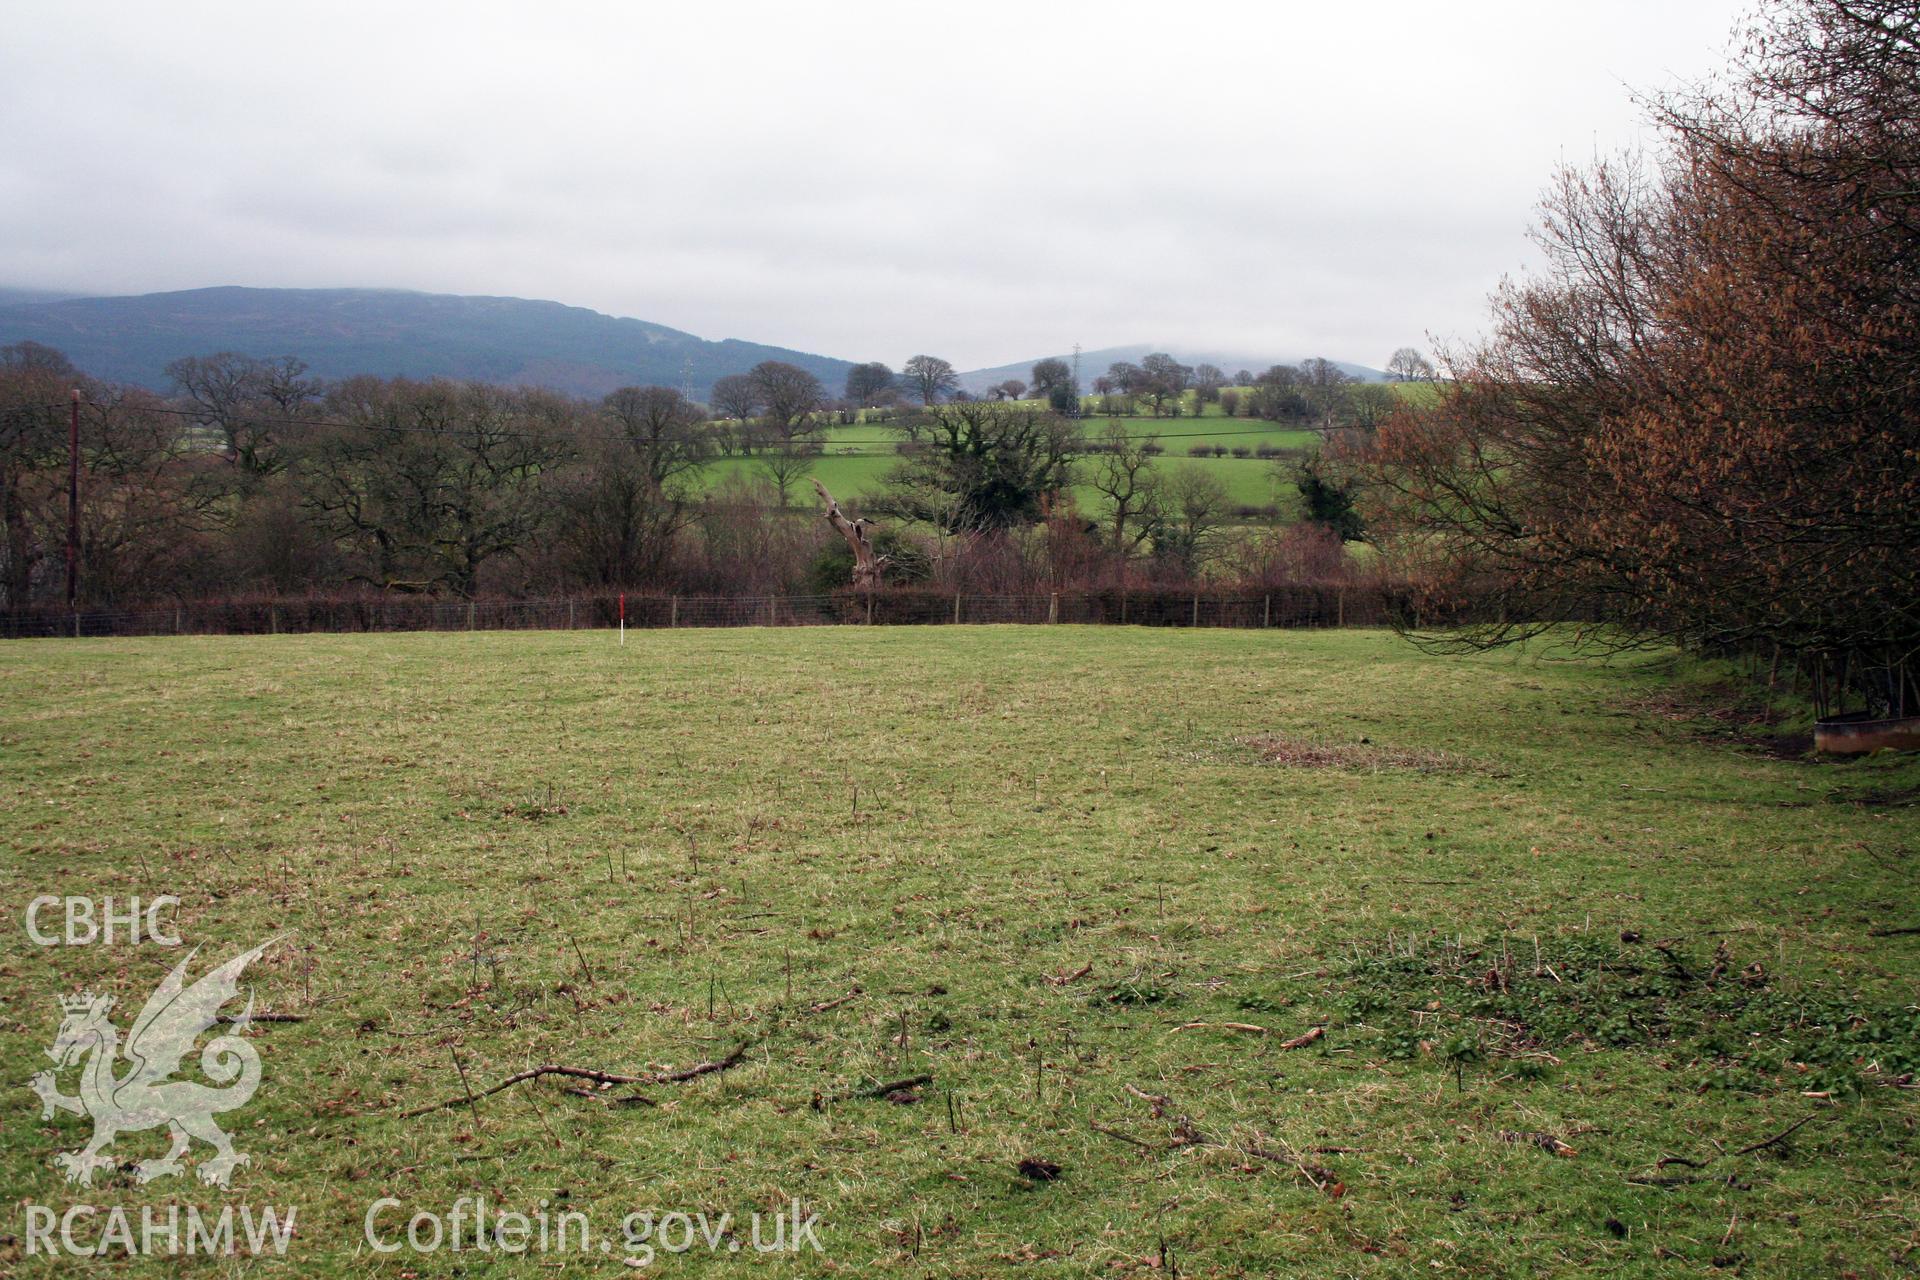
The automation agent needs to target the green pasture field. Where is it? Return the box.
[6,626,1911,1276]
[707,382,1446,512]
[714,414,1322,511]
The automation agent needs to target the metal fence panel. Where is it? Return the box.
[1,585,1436,640]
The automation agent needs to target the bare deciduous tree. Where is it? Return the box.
[1029,358,1072,398]
[167,352,320,475]
[748,361,825,445]
[304,378,574,596]
[709,374,762,424]
[757,444,818,508]
[1193,363,1226,402]
[902,354,959,405]
[844,362,895,407]
[1385,347,1436,382]
[1089,423,1164,556]
[602,385,711,487]
[1154,468,1230,576]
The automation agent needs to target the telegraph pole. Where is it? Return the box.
[66,388,80,612]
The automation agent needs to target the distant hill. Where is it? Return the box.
[958,344,1383,395]
[0,287,85,306]
[0,287,855,401]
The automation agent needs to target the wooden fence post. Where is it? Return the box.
[671,596,679,628]
[953,592,962,625]
[1263,594,1271,628]
[1048,591,1059,624]
[1191,592,1200,628]
[1337,589,1345,628]
[468,601,476,630]
[270,605,279,635]
[175,605,183,635]
[865,589,874,625]
[568,599,575,629]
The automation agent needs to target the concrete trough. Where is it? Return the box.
[1814,712,1920,755]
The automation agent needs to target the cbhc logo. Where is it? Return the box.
[25,896,181,946]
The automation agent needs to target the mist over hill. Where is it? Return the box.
[956,345,1382,394]
[0,287,855,401]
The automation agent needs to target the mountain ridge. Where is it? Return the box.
[0,286,1384,402]
[0,286,855,400]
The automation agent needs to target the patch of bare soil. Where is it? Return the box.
[1610,682,1812,760]
[1245,733,1478,774]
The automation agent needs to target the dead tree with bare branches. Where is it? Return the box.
[812,478,885,588]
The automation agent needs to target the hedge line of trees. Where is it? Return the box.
[0,344,1372,611]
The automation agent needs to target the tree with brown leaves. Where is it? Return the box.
[1350,0,1920,717]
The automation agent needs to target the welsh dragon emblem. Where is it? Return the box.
[29,938,280,1187]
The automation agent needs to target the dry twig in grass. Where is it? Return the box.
[398,1041,752,1118]
[1500,1129,1578,1158]
[1169,1022,1325,1048]
[1631,1111,1825,1186]
[806,987,863,1014]
[1102,1081,1345,1197]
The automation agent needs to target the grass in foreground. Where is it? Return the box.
[1,627,1916,1276]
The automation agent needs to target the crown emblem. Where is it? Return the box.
[59,992,104,1012]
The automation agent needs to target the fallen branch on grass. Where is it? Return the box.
[1732,1111,1821,1157]
[1045,963,1093,986]
[564,1087,657,1107]
[1638,1111,1825,1186]
[645,1041,753,1084]
[1238,1140,1346,1197]
[220,1012,307,1024]
[806,988,863,1014]
[839,1073,932,1102]
[399,1041,752,1118]
[1089,1118,1157,1149]
[1168,1021,1325,1049]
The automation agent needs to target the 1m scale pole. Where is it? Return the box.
[66,389,80,613]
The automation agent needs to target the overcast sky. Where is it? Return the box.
[1,1,1749,370]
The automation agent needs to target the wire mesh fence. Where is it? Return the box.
[0,583,1408,639]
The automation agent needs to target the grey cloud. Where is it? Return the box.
[0,0,1747,369]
